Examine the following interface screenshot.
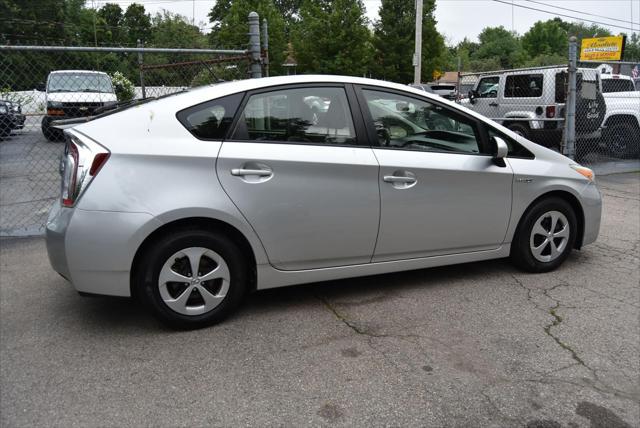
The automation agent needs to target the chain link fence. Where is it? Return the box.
[460,64,639,165]
[0,13,267,236]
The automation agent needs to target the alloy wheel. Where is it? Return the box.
[529,211,570,263]
[158,247,230,316]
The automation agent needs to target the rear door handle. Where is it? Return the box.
[489,102,499,107]
[231,168,272,177]
[383,176,416,184]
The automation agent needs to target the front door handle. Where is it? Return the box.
[231,168,272,177]
[383,171,417,189]
[489,102,499,107]
[383,176,416,184]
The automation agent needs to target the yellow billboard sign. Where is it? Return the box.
[580,36,626,61]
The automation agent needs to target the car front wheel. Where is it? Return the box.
[136,229,249,329]
[511,198,577,273]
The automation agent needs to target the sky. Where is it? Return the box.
[89,0,640,45]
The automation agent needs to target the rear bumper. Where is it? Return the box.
[46,203,162,297]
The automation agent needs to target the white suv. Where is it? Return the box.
[461,67,605,150]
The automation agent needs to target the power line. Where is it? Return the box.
[492,0,639,31]
[522,0,639,26]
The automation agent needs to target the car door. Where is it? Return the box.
[356,86,513,262]
[472,75,501,119]
[216,84,380,271]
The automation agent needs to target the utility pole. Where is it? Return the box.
[248,12,262,79]
[413,0,423,84]
[563,36,577,160]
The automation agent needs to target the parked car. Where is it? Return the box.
[600,74,635,93]
[0,99,26,131]
[409,83,457,100]
[599,94,640,158]
[407,83,435,94]
[46,75,601,329]
[0,100,13,138]
[40,70,117,141]
[460,67,606,150]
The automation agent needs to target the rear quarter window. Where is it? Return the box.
[177,92,243,140]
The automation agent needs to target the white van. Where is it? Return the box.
[41,70,117,141]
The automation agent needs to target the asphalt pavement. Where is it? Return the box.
[1,173,639,427]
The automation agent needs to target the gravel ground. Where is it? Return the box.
[1,173,638,427]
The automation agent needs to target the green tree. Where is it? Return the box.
[151,11,206,48]
[522,20,567,58]
[123,3,151,45]
[472,26,524,69]
[292,0,372,76]
[209,0,287,75]
[623,32,640,61]
[97,3,124,44]
[372,0,445,83]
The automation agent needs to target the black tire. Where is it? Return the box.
[511,197,577,273]
[605,120,639,159]
[506,123,531,140]
[41,117,64,142]
[135,229,249,329]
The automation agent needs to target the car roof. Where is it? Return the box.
[179,74,442,106]
[49,70,109,75]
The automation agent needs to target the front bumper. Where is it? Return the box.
[580,182,602,247]
[46,203,162,297]
[12,113,26,129]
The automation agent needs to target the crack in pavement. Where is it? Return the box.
[511,274,639,402]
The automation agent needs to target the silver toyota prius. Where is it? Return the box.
[46,75,601,329]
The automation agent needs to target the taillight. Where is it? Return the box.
[60,133,110,207]
[546,105,556,118]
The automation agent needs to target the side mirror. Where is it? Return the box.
[491,135,508,167]
[35,82,45,92]
[468,90,476,104]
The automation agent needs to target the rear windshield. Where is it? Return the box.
[601,79,635,93]
[47,73,114,94]
[430,85,456,90]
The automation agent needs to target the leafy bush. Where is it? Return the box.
[110,71,135,101]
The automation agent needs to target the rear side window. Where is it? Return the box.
[555,72,567,103]
[504,74,543,98]
[602,79,635,93]
[177,92,243,140]
[231,86,357,145]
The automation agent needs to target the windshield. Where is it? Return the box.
[602,78,635,93]
[47,73,114,93]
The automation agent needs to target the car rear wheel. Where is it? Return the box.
[136,229,249,329]
[511,197,577,273]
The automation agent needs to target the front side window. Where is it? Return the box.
[488,128,534,159]
[362,89,481,154]
[504,74,543,98]
[231,87,356,145]
[477,76,499,98]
